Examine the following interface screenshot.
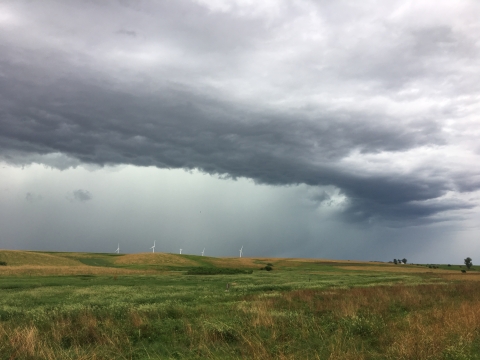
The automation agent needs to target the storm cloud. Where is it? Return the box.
[1,0,479,226]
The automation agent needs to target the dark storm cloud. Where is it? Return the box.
[1,0,479,224]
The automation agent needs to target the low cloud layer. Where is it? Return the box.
[70,189,92,203]
[1,0,479,225]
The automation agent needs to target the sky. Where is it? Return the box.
[1,0,479,263]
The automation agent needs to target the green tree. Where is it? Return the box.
[465,257,473,269]
[393,259,398,264]
[402,258,407,264]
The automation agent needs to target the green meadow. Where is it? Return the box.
[0,250,479,359]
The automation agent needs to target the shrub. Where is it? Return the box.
[265,265,273,271]
[0,261,6,266]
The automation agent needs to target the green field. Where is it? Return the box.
[0,250,479,359]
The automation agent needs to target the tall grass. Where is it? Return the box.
[1,281,480,359]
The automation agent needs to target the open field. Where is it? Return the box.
[0,250,479,359]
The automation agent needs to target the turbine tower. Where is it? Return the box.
[179,248,182,254]
[150,241,155,253]
[239,246,243,258]
[201,248,205,256]
[115,243,120,254]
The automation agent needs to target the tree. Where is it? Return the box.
[402,258,407,264]
[393,259,398,264]
[465,257,473,269]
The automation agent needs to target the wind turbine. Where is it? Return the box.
[239,246,243,258]
[150,241,155,253]
[115,243,120,254]
[201,248,205,256]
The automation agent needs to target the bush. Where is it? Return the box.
[265,265,273,271]
[0,261,6,266]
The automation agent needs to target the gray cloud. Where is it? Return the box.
[116,29,137,38]
[1,0,479,225]
[69,189,92,203]
[25,192,42,203]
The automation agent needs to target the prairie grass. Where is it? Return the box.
[437,273,480,281]
[2,282,480,359]
[337,265,459,273]
[0,265,155,276]
[0,251,478,359]
[113,253,199,267]
[0,251,83,267]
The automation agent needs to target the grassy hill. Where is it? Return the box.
[0,249,471,274]
[0,250,84,266]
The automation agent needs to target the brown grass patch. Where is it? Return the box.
[337,265,458,273]
[203,257,268,268]
[9,326,40,357]
[0,265,155,276]
[0,250,84,266]
[435,273,480,281]
[248,283,480,359]
[199,256,353,268]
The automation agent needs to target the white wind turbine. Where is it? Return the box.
[201,248,205,256]
[115,243,120,254]
[179,248,182,254]
[150,241,155,253]
[239,246,243,258]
